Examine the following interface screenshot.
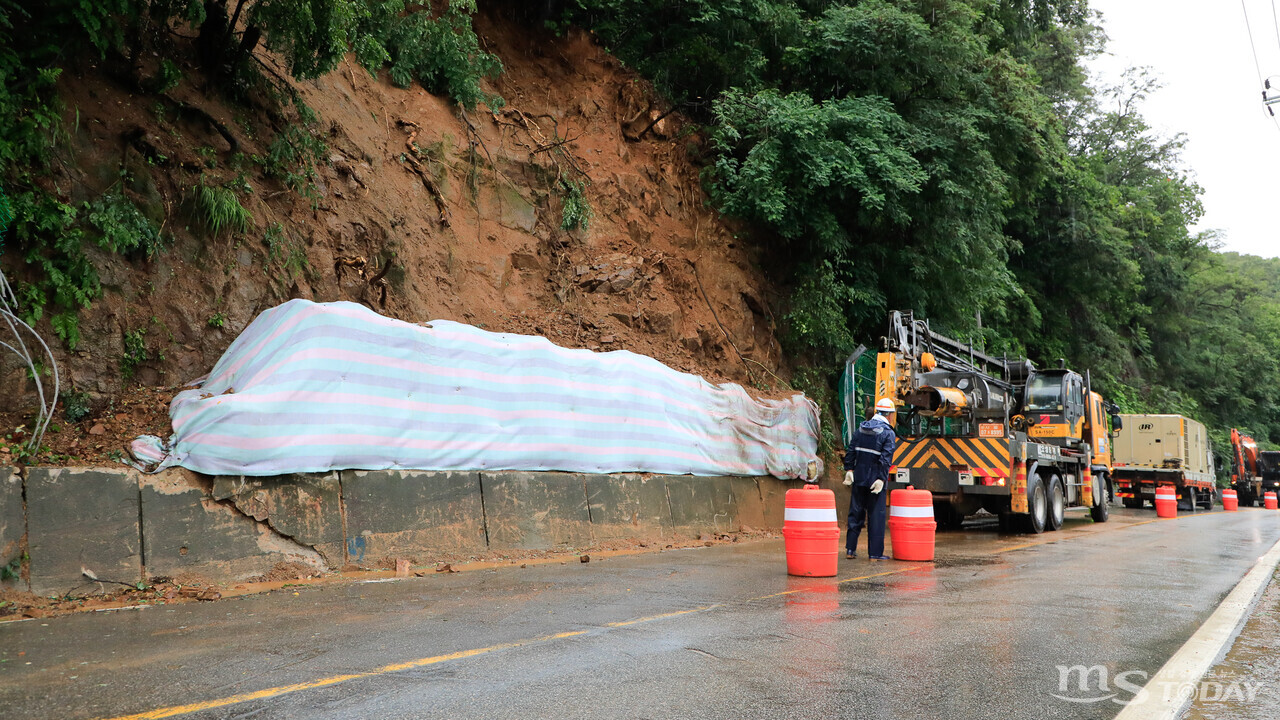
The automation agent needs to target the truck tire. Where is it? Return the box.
[1091,474,1110,523]
[1025,477,1048,534]
[1046,474,1065,531]
[1176,489,1194,512]
[1203,488,1215,510]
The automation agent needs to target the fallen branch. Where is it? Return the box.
[396,122,451,227]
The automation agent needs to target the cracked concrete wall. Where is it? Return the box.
[211,473,345,567]
[7,466,796,594]
[142,469,327,583]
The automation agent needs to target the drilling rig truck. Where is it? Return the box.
[840,311,1121,534]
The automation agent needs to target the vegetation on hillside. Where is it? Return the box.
[562,0,1276,466]
[2,0,1278,471]
[0,0,499,348]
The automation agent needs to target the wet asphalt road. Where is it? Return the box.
[3,506,1279,720]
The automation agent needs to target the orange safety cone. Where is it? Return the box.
[1223,489,1238,512]
[1266,491,1278,510]
[888,488,936,561]
[1155,485,1178,518]
[783,484,839,577]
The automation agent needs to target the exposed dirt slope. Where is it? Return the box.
[1,10,792,465]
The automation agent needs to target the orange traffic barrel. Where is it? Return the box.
[888,488,935,561]
[1223,489,1238,512]
[1155,485,1178,518]
[783,484,839,577]
[1266,491,1278,510]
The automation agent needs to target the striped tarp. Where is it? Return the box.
[129,300,821,479]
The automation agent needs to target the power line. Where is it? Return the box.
[1242,0,1280,129]
[1273,0,1280,52]
[1243,0,1267,86]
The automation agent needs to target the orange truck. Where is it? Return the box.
[1112,414,1216,510]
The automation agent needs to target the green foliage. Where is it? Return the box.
[782,260,874,362]
[0,186,12,233]
[207,311,225,328]
[1,552,25,581]
[247,0,363,80]
[61,389,92,423]
[263,222,309,282]
[709,89,925,257]
[262,119,326,200]
[152,58,183,93]
[359,0,504,109]
[196,145,217,169]
[85,192,167,260]
[6,191,94,348]
[120,327,147,379]
[559,179,592,232]
[190,181,251,236]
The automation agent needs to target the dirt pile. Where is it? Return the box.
[1,9,795,464]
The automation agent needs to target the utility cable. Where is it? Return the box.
[1272,0,1280,53]
[1242,0,1280,130]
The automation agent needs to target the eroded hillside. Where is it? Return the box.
[0,9,791,465]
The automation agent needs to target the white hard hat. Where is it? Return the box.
[875,398,896,413]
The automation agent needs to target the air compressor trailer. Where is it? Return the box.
[1112,414,1215,510]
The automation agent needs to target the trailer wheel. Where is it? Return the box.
[1025,477,1048,534]
[1090,474,1110,523]
[1046,474,1065,531]
[1178,489,1198,512]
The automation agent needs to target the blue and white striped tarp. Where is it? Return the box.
[130,300,822,479]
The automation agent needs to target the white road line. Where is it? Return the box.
[1114,534,1280,720]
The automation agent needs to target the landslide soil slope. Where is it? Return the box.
[0,9,793,465]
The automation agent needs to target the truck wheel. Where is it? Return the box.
[1046,474,1065,531]
[1177,490,1194,512]
[1091,474,1110,523]
[1025,477,1048,534]
[1203,488,1215,510]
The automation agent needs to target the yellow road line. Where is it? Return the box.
[605,606,719,627]
[96,566,922,720]
[99,632,589,720]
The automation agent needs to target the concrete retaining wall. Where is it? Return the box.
[0,467,798,596]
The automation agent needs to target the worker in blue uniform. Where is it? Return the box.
[842,397,897,559]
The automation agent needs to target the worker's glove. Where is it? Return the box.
[843,470,854,487]
[870,479,884,494]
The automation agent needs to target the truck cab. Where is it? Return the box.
[1024,369,1087,446]
[1022,369,1118,463]
[1260,451,1280,497]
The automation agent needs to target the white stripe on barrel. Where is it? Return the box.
[889,505,935,518]
[784,507,838,523]
[1156,487,1177,499]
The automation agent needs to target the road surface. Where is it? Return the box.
[2,505,1278,719]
